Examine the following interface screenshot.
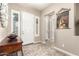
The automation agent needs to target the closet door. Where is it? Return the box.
[44,14,56,43]
[50,15,56,42]
[21,11,34,45]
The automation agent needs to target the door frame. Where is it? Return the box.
[11,10,21,36]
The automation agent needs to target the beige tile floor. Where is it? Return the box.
[22,43,67,56]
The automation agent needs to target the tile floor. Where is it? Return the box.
[22,43,67,56]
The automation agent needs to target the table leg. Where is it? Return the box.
[21,48,24,56]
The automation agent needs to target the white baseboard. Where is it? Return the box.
[54,46,77,56]
[23,41,43,46]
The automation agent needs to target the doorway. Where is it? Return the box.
[44,12,56,43]
[11,10,40,45]
[21,11,35,45]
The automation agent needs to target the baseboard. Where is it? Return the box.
[54,46,77,56]
[23,41,43,46]
[23,43,34,46]
[33,41,43,44]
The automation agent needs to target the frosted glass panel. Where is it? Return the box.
[44,16,49,39]
[35,17,40,36]
[13,13,18,35]
[11,10,20,36]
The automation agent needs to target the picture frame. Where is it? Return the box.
[56,8,70,29]
[0,3,8,28]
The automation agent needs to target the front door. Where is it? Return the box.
[21,11,34,45]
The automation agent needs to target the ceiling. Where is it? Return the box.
[19,3,52,11]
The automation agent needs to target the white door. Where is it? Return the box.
[50,15,56,42]
[21,11,34,45]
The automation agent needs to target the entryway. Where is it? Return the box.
[11,10,40,45]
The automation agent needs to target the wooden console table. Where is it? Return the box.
[0,37,23,56]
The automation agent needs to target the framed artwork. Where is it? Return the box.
[56,8,70,29]
[0,3,8,28]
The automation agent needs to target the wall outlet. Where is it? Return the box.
[62,44,65,47]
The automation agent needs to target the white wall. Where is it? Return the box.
[41,3,79,55]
